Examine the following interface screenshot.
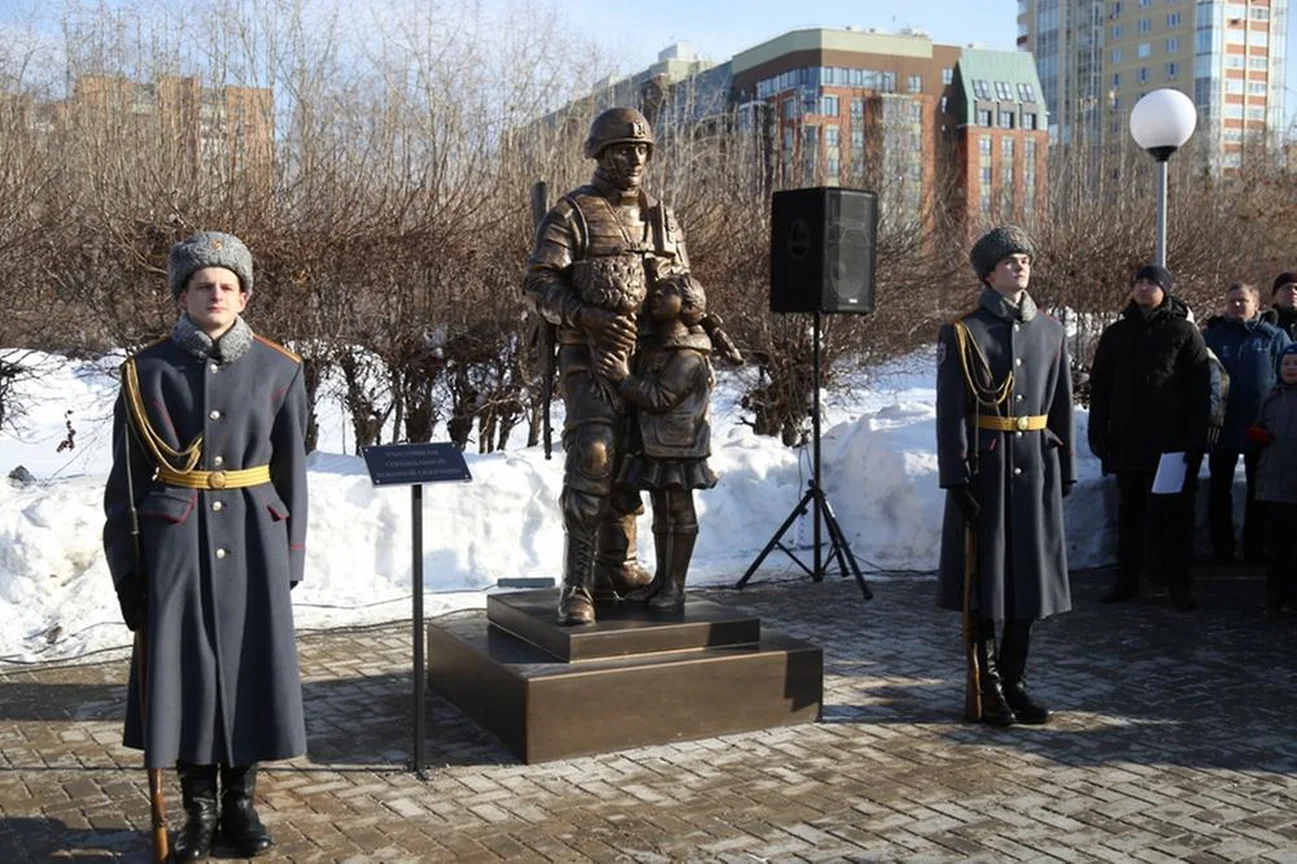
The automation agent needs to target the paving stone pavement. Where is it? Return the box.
[2,565,1296,863]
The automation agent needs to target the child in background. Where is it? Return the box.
[1247,341,1297,612]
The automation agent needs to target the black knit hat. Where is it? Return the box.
[1132,264,1174,295]
[969,225,1035,279]
[1272,272,1297,295]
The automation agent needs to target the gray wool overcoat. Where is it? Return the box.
[935,288,1075,621]
[103,333,308,768]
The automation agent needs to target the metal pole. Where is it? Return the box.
[1154,158,1168,268]
[411,483,427,779]
[812,311,822,579]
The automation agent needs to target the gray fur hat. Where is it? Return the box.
[969,225,1035,279]
[168,231,253,299]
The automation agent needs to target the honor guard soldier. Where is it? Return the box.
[524,107,695,625]
[103,232,308,859]
[935,226,1075,727]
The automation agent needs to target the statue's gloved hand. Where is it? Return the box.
[576,306,636,355]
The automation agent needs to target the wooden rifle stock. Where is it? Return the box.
[962,524,982,723]
[124,406,169,861]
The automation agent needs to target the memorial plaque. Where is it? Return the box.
[362,442,471,486]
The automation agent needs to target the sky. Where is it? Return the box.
[3,1,1296,128]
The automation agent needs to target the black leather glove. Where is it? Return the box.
[1062,481,1075,498]
[116,572,147,632]
[950,484,980,523]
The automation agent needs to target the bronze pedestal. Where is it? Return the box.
[427,590,822,763]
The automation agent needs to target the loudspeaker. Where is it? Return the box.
[770,187,877,315]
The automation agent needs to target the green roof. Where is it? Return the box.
[951,48,1046,127]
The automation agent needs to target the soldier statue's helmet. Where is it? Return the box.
[583,107,655,160]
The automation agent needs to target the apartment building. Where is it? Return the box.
[730,28,1046,228]
[1019,0,1289,168]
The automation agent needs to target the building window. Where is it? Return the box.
[1112,72,1123,88]
[1247,106,1266,120]
[979,135,992,156]
[851,97,864,118]
[909,101,923,122]
[995,81,1014,100]
[1112,1,1122,15]
[1112,47,1124,63]
[783,128,795,150]
[1137,42,1151,58]
[1112,23,1123,39]
[973,79,991,99]
[1226,78,1244,94]
[1166,61,1179,79]
[999,110,1016,128]
[819,94,839,115]
[978,109,993,126]
[1138,67,1149,83]
[1002,137,1015,158]
[1017,83,1036,102]
[942,67,954,85]
[1166,36,1179,52]
[1248,81,1266,95]
[1249,30,1269,47]
[783,99,798,120]
[1023,112,1038,130]
[1166,12,1181,26]
[908,75,922,93]
[1250,57,1268,70]
[1251,6,1270,20]
[881,71,897,92]
[1138,17,1151,33]
[851,128,864,148]
[825,125,840,145]
[1138,0,1150,6]
[980,165,993,186]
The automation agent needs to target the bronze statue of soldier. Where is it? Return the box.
[524,107,694,625]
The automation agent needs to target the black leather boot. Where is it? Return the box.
[976,620,1016,727]
[999,619,1049,725]
[557,530,598,625]
[219,764,273,857]
[172,762,218,861]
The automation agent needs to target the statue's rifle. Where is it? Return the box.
[529,180,556,459]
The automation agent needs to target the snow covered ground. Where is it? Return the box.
[0,346,1123,666]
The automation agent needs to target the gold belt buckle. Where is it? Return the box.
[209,470,228,489]
[1016,416,1030,431]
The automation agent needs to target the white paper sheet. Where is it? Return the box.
[1151,451,1187,495]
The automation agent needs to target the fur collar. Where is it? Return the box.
[171,314,254,364]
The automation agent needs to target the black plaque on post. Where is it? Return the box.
[361,442,472,779]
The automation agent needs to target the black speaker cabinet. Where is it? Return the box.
[770,187,877,315]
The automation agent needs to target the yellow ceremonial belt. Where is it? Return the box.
[977,414,1048,432]
[156,465,272,490]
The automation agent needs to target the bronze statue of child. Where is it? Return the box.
[596,275,718,610]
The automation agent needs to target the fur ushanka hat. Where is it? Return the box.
[168,232,254,299]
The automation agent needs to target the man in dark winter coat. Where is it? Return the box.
[936,225,1075,728]
[1203,282,1290,564]
[104,232,307,860]
[1263,272,1297,341]
[1088,264,1213,609]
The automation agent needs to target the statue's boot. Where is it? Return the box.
[648,528,696,612]
[593,509,653,599]
[626,529,671,603]
[557,530,597,625]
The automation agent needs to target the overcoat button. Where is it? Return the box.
[215,548,227,559]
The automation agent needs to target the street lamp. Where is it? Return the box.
[1129,88,1198,267]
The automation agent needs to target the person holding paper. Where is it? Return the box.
[936,226,1075,727]
[1088,264,1214,610]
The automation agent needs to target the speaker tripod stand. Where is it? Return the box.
[735,311,873,600]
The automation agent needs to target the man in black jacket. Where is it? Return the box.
[1088,264,1214,609]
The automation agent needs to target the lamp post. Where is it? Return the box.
[1129,88,1198,267]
